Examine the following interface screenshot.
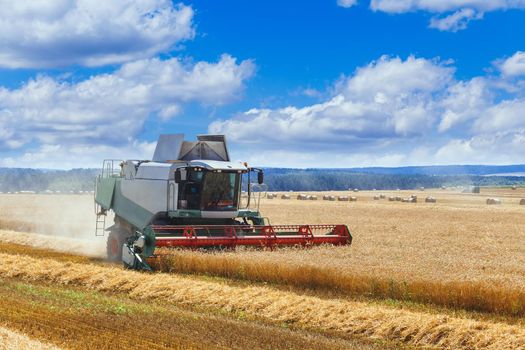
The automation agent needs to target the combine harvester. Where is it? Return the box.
[94,134,352,270]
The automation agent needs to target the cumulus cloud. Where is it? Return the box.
[369,0,525,31]
[0,55,254,167]
[210,56,453,145]
[429,8,483,32]
[438,78,490,131]
[210,54,525,167]
[473,100,525,133]
[0,140,157,169]
[496,51,525,77]
[0,0,194,68]
[435,131,525,165]
[337,0,358,8]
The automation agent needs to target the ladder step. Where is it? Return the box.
[95,215,106,237]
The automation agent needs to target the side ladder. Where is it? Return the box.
[95,212,106,237]
[94,178,107,237]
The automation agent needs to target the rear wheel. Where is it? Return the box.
[106,228,127,262]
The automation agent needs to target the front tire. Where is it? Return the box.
[106,228,127,262]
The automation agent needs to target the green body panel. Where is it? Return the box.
[111,180,156,230]
[142,226,157,257]
[95,177,116,210]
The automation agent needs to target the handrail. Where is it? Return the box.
[101,159,124,178]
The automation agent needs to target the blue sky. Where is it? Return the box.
[0,0,524,168]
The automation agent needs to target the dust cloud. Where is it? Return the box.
[0,194,108,258]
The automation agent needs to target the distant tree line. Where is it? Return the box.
[0,167,523,193]
[0,168,98,192]
[262,168,525,191]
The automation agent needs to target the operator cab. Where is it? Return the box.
[175,167,241,211]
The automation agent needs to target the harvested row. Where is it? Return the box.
[1,253,525,350]
[0,326,59,350]
[4,226,525,317]
[5,234,524,318]
[0,278,357,350]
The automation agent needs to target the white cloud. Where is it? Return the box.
[344,56,452,98]
[337,0,358,8]
[496,51,525,77]
[0,55,254,166]
[429,8,483,32]
[369,0,524,13]
[210,53,525,167]
[435,131,525,164]
[370,0,525,31]
[0,141,156,169]
[438,77,490,131]
[211,56,453,146]
[0,0,195,68]
[473,100,525,133]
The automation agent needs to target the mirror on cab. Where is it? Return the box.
[257,171,264,184]
[174,169,182,183]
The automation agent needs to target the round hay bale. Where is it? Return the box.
[349,196,357,202]
[281,194,291,200]
[388,196,395,201]
[486,198,501,205]
[401,198,408,203]
[379,194,386,199]
[328,195,336,201]
[520,198,525,205]
[512,186,517,190]
[323,195,330,200]
[373,195,380,200]
[470,186,481,194]
[420,187,425,191]
[297,194,309,200]
[267,193,275,199]
[395,196,402,201]
[425,196,437,203]
[338,196,349,201]
[309,195,318,200]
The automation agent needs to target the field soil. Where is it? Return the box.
[0,188,524,349]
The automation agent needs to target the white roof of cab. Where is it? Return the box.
[187,160,248,171]
[135,160,248,180]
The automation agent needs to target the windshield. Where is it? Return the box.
[200,172,239,211]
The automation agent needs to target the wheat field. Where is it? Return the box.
[0,189,525,348]
[2,250,525,349]
[147,188,525,315]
